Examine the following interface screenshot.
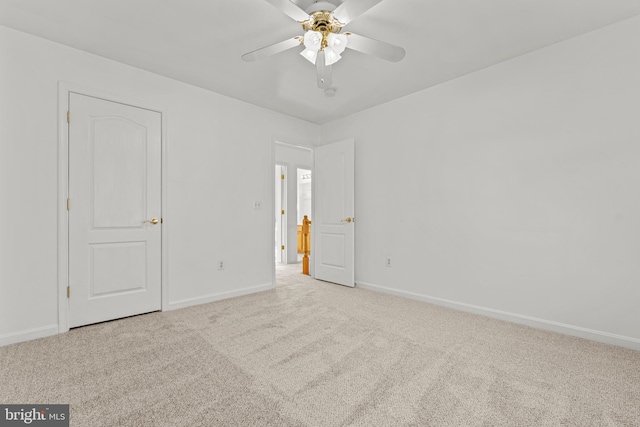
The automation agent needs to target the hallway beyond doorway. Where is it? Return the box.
[275,262,314,287]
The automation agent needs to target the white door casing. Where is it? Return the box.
[68,92,162,328]
[275,165,286,263]
[313,139,355,287]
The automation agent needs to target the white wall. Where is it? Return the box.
[3,15,640,350]
[321,16,640,349]
[0,25,320,345]
[275,143,313,263]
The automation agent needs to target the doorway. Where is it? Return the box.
[296,168,312,262]
[272,139,354,287]
[274,142,313,282]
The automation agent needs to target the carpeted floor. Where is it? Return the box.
[1,265,639,426]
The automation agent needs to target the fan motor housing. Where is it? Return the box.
[302,11,343,34]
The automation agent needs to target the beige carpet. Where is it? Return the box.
[1,266,639,426]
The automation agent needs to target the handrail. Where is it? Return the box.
[302,215,311,275]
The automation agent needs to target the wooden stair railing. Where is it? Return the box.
[302,215,311,275]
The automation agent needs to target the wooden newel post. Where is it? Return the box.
[302,215,311,275]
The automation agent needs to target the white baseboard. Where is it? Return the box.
[0,324,59,347]
[166,282,275,311]
[356,281,640,351]
[1,284,275,347]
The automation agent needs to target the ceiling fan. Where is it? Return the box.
[241,0,405,90]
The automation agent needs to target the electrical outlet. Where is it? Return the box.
[253,200,262,210]
[385,257,392,267]
[217,260,225,270]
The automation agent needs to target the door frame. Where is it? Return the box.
[57,82,169,333]
[271,140,314,285]
[275,163,287,264]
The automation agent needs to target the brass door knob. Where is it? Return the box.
[341,217,352,223]
[144,218,159,225]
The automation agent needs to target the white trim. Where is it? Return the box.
[0,325,59,347]
[276,163,288,265]
[57,83,70,333]
[160,102,170,312]
[356,281,640,351]
[57,81,169,332]
[274,141,314,152]
[166,282,274,311]
[309,150,314,277]
[271,140,277,287]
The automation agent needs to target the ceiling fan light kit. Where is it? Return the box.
[242,0,405,91]
[301,30,348,66]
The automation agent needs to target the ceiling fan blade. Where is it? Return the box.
[241,37,302,62]
[263,0,310,22]
[332,0,384,25]
[346,32,405,62]
[316,51,333,89]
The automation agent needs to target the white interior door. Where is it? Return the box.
[313,139,355,287]
[68,93,162,328]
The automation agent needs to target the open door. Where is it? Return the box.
[313,139,355,287]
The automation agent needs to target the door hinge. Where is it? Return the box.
[67,286,70,298]
[281,209,285,215]
[66,198,71,211]
[281,245,285,250]
[281,174,285,180]
[67,111,70,123]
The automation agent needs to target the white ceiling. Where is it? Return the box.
[1,0,640,124]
